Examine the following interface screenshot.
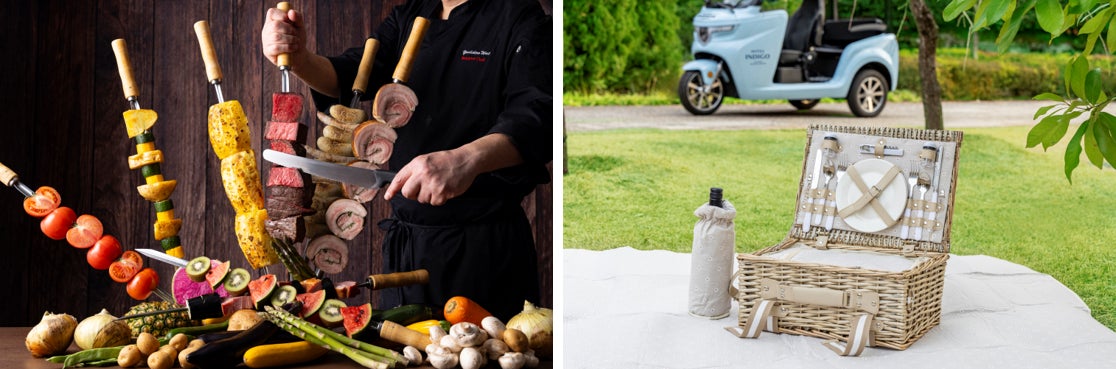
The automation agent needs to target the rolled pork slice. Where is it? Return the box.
[341,161,383,204]
[306,234,350,275]
[352,121,397,164]
[372,83,417,128]
[325,198,366,240]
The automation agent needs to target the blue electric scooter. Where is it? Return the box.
[679,0,899,117]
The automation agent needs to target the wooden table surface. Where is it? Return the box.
[2,327,550,369]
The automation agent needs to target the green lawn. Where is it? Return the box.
[563,125,1116,330]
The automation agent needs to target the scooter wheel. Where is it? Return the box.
[847,68,888,117]
[678,70,723,115]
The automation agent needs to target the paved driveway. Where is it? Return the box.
[564,101,1053,132]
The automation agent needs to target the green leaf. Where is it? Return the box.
[1084,30,1100,54]
[1064,122,1087,183]
[997,0,1035,52]
[1079,8,1112,34]
[1033,92,1064,102]
[1083,121,1104,168]
[1064,57,1075,98]
[944,0,979,21]
[1095,112,1116,167]
[1107,16,1116,53]
[1034,104,1059,120]
[1028,114,1066,149]
[1070,56,1090,100]
[1035,0,1065,35]
[977,0,1012,29]
[1085,68,1103,104]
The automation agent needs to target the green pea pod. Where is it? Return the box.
[61,347,123,368]
[45,355,68,363]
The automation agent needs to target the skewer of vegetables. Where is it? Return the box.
[194,20,280,270]
[0,161,159,300]
[111,39,188,259]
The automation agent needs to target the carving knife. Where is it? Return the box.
[263,149,396,189]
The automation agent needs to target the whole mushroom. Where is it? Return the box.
[450,322,488,348]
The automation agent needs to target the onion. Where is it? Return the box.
[74,309,132,350]
[505,301,553,358]
[25,311,77,357]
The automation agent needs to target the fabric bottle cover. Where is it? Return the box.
[688,198,736,319]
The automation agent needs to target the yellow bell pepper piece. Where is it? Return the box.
[122,109,157,138]
[128,150,164,170]
[165,246,184,259]
[156,209,176,222]
[144,174,165,185]
[135,142,156,154]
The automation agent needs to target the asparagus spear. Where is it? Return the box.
[264,306,406,367]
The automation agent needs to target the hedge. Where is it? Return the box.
[897,49,1116,100]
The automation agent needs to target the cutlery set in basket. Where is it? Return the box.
[727,125,962,356]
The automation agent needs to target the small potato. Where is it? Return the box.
[117,344,143,368]
[188,338,205,349]
[503,329,530,353]
[136,332,160,355]
[148,350,174,369]
[169,333,190,351]
[157,344,178,360]
[179,345,201,369]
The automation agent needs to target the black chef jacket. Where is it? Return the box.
[309,0,551,320]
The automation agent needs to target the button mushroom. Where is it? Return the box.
[460,347,486,369]
[499,352,527,369]
[481,316,507,339]
[483,338,509,360]
[450,322,488,348]
[403,346,423,367]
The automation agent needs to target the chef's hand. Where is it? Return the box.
[384,134,524,206]
[261,6,306,67]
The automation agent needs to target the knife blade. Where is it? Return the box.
[136,248,188,268]
[858,144,904,156]
[263,149,396,189]
[802,142,825,232]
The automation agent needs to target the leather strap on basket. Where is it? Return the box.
[726,279,879,357]
[837,164,902,225]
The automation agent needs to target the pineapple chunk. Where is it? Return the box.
[219,150,265,214]
[207,100,252,160]
[235,209,279,269]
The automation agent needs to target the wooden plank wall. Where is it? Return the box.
[0,0,553,326]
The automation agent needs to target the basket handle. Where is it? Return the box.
[757,279,879,314]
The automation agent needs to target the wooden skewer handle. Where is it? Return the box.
[392,17,429,83]
[194,20,223,82]
[380,320,433,348]
[352,38,380,94]
[111,39,140,99]
[368,269,429,290]
[276,2,291,68]
[0,162,17,187]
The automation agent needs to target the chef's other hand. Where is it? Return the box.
[384,150,478,206]
[261,6,305,67]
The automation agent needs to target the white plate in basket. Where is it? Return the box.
[835,158,908,233]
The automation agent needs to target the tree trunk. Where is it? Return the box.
[909,0,944,130]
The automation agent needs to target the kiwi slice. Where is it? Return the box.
[140,163,162,178]
[223,268,251,296]
[270,285,299,308]
[317,299,347,327]
[185,256,211,282]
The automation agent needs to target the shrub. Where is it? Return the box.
[564,0,685,94]
[899,49,1116,100]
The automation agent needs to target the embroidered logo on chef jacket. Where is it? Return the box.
[461,49,491,63]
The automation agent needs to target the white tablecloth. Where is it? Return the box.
[564,247,1116,369]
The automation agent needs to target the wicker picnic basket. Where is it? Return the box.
[727,125,962,356]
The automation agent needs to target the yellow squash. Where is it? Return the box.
[242,341,328,368]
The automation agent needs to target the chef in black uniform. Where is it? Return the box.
[261,0,551,321]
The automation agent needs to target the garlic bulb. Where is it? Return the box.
[74,309,132,350]
[25,311,78,357]
[505,301,553,358]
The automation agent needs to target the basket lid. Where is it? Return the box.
[789,125,963,254]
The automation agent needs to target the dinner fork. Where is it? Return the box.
[900,162,919,240]
[813,159,836,226]
[912,168,932,240]
[824,158,848,230]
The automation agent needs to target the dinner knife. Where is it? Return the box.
[263,149,396,189]
[858,144,904,157]
[136,248,188,268]
[802,145,825,232]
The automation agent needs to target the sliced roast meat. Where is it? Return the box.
[265,121,304,142]
[264,216,303,242]
[268,167,306,188]
[272,93,304,123]
[325,198,366,240]
[352,121,397,163]
[372,84,418,128]
[268,140,299,156]
[266,196,313,219]
[269,185,307,202]
[306,234,350,275]
[341,161,383,204]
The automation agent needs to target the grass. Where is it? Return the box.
[563,89,923,107]
[563,125,1116,330]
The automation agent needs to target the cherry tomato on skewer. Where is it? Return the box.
[23,186,61,217]
[87,235,123,270]
[40,207,76,240]
[66,214,103,248]
[109,250,143,283]
[127,268,159,300]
